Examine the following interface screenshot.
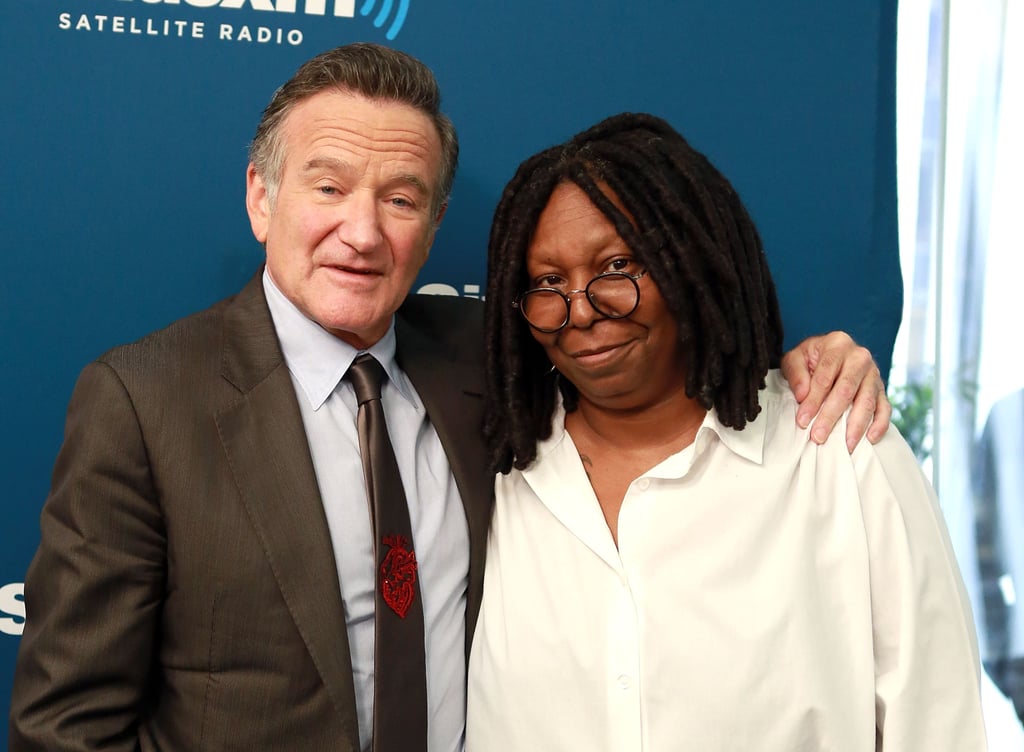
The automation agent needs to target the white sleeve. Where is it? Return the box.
[853,428,988,750]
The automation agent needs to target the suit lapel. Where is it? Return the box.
[395,307,493,655]
[214,274,360,749]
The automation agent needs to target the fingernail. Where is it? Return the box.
[812,426,827,443]
[797,412,810,428]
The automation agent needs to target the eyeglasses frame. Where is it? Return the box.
[512,269,648,333]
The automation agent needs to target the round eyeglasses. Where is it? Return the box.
[513,270,647,333]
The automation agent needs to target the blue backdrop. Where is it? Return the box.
[1,0,900,737]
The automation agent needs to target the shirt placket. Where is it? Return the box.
[605,477,649,752]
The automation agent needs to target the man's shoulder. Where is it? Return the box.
[398,292,483,323]
[394,293,483,373]
[96,275,264,378]
[98,294,234,365]
[397,293,483,340]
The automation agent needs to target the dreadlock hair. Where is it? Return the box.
[483,112,784,474]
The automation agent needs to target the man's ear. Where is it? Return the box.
[246,164,270,244]
[433,201,448,229]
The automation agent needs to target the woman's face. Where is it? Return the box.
[524,181,686,411]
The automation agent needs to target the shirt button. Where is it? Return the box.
[636,478,650,491]
[617,674,632,690]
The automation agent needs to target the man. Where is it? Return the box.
[9,43,888,751]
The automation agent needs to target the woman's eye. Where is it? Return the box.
[607,258,633,272]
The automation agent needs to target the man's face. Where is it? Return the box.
[246,89,445,349]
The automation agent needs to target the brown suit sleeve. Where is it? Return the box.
[9,360,165,751]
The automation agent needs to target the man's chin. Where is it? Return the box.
[315,309,394,349]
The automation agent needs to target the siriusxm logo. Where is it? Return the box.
[357,0,409,41]
[1,582,25,637]
[115,0,411,39]
[417,282,483,299]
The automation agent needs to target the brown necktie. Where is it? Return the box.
[346,354,428,752]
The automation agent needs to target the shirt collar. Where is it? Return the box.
[536,389,767,478]
[644,403,765,479]
[262,268,419,411]
[699,405,766,463]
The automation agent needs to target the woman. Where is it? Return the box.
[467,113,986,750]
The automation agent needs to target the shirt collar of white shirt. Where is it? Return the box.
[261,268,420,412]
[532,390,768,481]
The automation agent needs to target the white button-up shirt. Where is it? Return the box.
[467,370,986,751]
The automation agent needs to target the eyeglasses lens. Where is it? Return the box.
[587,274,638,317]
[520,290,566,331]
[520,273,640,331]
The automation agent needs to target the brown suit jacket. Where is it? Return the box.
[9,273,493,751]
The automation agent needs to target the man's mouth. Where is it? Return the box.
[325,263,381,276]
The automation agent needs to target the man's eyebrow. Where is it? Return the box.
[300,158,430,195]
[301,156,351,174]
[393,173,429,194]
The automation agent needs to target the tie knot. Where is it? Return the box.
[347,353,387,405]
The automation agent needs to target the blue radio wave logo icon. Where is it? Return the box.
[359,0,409,40]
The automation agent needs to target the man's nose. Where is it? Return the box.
[337,192,384,252]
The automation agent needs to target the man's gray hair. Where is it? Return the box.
[249,43,458,218]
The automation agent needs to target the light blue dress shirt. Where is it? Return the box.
[263,271,469,752]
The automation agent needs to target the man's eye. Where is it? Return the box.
[318,185,337,195]
[390,196,413,208]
